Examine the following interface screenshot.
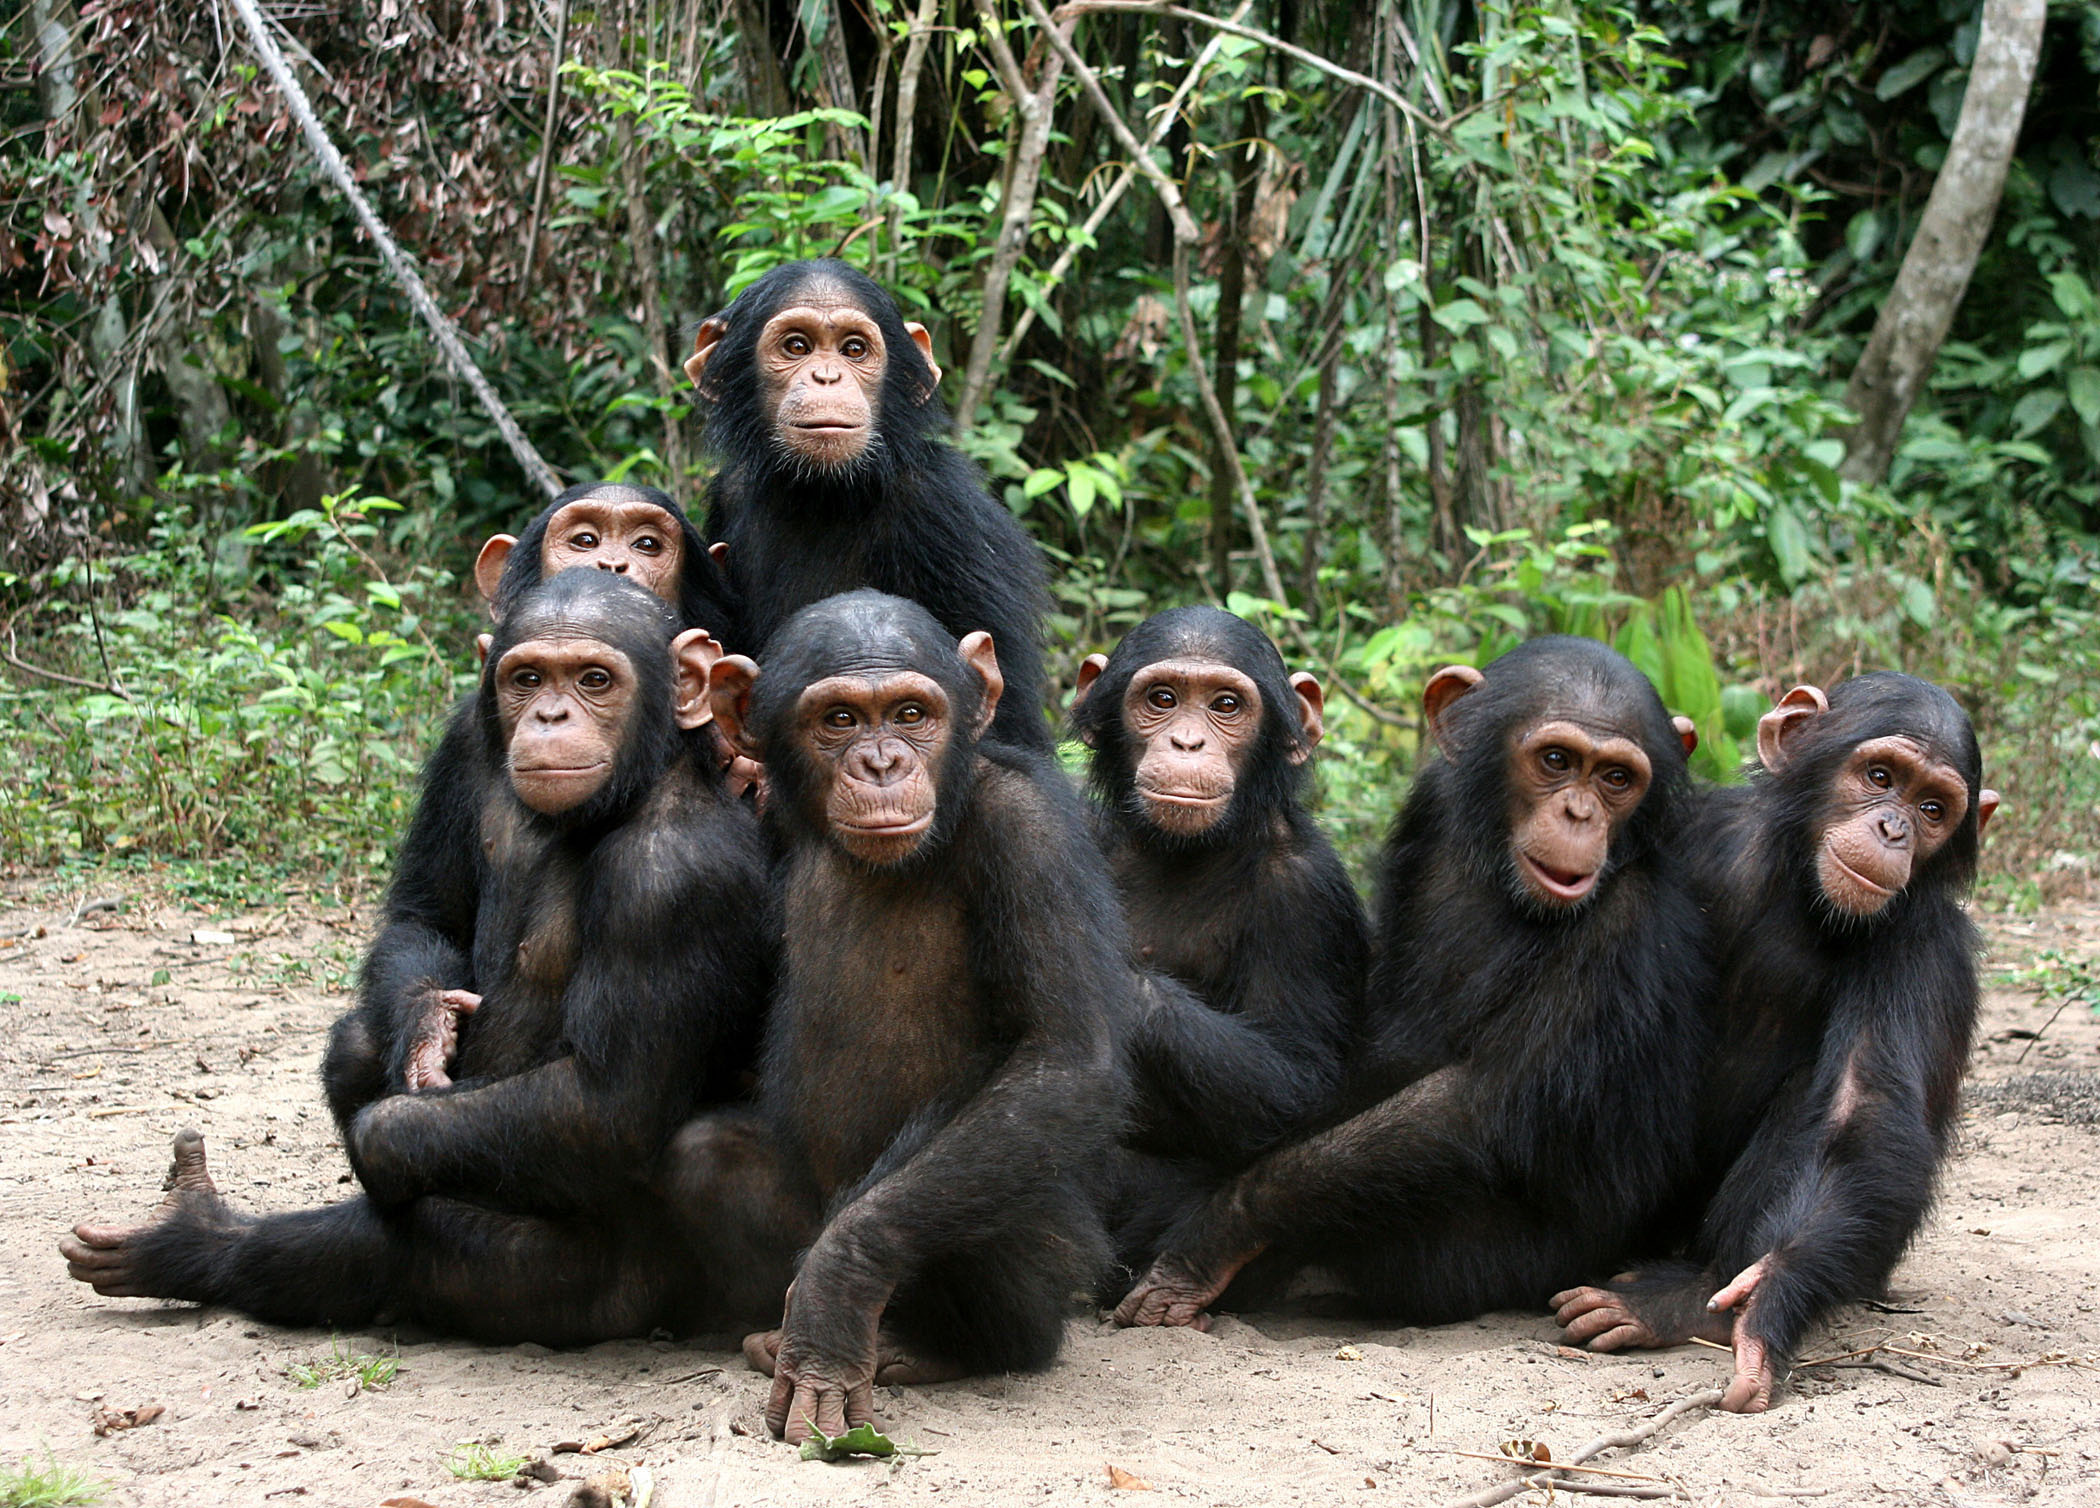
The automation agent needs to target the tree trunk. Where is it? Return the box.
[1838,0,2046,484]
[730,0,792,117]
[1206,92,1266,596]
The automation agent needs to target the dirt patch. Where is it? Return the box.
[2,881,2097,1506]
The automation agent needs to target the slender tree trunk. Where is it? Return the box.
[1206,93,1266,595]
[811,0,868,163]
[1839,0,2046,484]
[731,0,792,116]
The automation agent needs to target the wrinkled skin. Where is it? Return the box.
[401,987,483,1091]
[474,491,688,606]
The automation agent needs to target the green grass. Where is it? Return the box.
[0,1452,104,1508]
[445,1442,529,1482]
[284,1335,401,1390]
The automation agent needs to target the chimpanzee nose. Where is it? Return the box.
[1170,730,1204,751]
[1877,812,1909,844]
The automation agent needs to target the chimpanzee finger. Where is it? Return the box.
[811,1381,850,1440]
[764,1369,794,1438]
[846,1380,879,1432]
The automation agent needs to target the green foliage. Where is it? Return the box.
[0,1453,102,1508]
[284,1336,401,1391]
[445,1442,530,1482]
[797,1420,937,1462]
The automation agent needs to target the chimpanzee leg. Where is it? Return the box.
[321,1011,391,1137]
[1105,1148,1213,1279]
[653,1112,820,1330]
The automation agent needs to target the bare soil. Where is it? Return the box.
[2,879,2097,1507]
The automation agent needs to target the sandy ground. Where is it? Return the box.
[2,879,2097,1508]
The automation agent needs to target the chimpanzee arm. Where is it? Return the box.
[1699,941,1974,1364]
[337,703,484,1099]
[349,825,765,1214]
[1127,870,1363,1163]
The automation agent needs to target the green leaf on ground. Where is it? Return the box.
[798,1421,939,1463]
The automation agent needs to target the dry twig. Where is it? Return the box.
[1435,1390,1725,1508]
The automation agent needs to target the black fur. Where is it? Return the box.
[1119,636,1711,1324]
[695,260,1054,750]
[1074,608,1368,1268]
[86,573,773,1342]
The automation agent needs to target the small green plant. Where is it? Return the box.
[797,1420,937,1463]
[0,1451,103,1508]
[285,1336,400,1390]
[445,1441,529,1481]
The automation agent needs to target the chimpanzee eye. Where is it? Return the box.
[632,534,663,554]
[1868,765,1893,787]
[842,336,871,359]
[570,531,599,550]
[784,334,813,357]
[1541,748,1571,772]
[895,704,925,725]
[1212,694,1240,715]
[1920,799,1945,822]
[512,669,542,690]
[579,668,612,691]
[824,708,856,730]
[1601,766,1632,790]
[1146,687,1177,711]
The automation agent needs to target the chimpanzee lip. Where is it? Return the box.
[837,812,934,835]
[1826,849,1896,896]
[1140,788,1229,807]
[512,761,608,777]
[792,420,865,432]
[1519,851,1598,900]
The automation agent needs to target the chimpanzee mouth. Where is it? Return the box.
[1825,849,1895,897]
[792,421,865,433]
[1519,852,1598,902]
[837,812,934,836]
[1140,788,1229,807]
[512,762,609,779]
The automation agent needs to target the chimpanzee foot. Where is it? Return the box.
[59,1129,239,1297]
[1551,1271,1735,1352]
[1721,1329,1778,1413]
[743,1326,965,1386]
[1112,1249,1242,1330]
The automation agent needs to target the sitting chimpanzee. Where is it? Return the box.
[678,590,1131,1443]
[1114,636,1710,1329]
[1067,607,1367,1267]
[1554,673,1998,1412]
[60,571,774,1342]
[326,480,737,1123]
[684,258,1054,752]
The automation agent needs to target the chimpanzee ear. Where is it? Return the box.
[684,317,730,393]
[473,534,517,604]
[904,322,943,390]
[1422,664,1485,763]
[1977,788,2001,836]
[1672,715,1699,758]
[708,540,729,567]
[709,655,763,759]
[475,633,494,666]
[959,631,1004,739]
[1069,653,1110,743]
[671,629,723,730]
[1756,685,1829,773]
[1288,671,1326,764]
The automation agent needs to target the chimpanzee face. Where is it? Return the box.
[495,636,640,816]
[1810,736,1969,916]
[538,495,684,603]
[1116,659,1264,838]
[1503,719,1653,909]
[797,668,954,866]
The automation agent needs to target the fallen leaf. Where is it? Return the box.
[380,1499,441,1507]
[191,929,237,945]
[797,1421,937,1463]
[1333,1345,1364,1361]
[1107,1464,1153,1490]
[91,1401,166,1435]
[1499,1439,1551,1464]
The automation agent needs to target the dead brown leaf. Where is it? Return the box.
[1107,1463,1153,1490]
[90,1401,165,1435]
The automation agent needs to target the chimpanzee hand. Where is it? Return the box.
[764,1276,884,1445]
[1707,1257,1778,1412]
[1112,1248,1231,1330]
[403,989,481,1091]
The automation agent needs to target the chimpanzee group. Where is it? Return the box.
[63,259,1999,1430]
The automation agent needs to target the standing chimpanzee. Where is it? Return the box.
[327,480,738,1125]
[61,571,774,1341]
[1554,673,1998,1412]
[1114,636,1710,1330]
[681,590,1131,1443]
[1067,607,1368,1266]
[683,258,1055,752]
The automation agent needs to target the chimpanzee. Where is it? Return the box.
[1554,673,1998,1412]
[682,590,1131,1443]
[60,571,775,1341]
[325,480,739,1130]
[1067,607,1368,1264]
[684,258,1054,752]
[1113,636,1710,1330]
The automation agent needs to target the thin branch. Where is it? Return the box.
[884,0,943,281]
[4,622,130,699]
[225,0,563,500]
[519,0,571,304]
[1053,0,1444,131]
[1436,1390,1725,1508]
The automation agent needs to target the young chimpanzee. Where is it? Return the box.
[1554,673,1998,1412]
[60,571,774,1342]
[687,590,1131,1443]
[684,258,1054,751]
[1067,607,1367,1265]
[327,480,738,1126]
[1114,636,1710,1330]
